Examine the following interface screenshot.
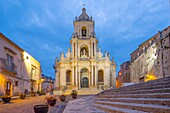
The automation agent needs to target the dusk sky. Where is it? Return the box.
[0,0,170,79]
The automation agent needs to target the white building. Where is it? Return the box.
[54,8,116,90]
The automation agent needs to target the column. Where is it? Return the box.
[72,42,74,59]
[95,66,98,88]
[89,71,91,87]
[76,40,78,59]
[55,68,60,88]
[91,66,94,86]
[89,40,91,57]
[78,71,81,89]
[76,66,78,86]
[72,66,74,85]
[91,41,93,59]
[94,41,96,57]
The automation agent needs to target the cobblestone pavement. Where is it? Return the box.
[0,95,67,113]
[0,95,95,113]
[63,96,106,113]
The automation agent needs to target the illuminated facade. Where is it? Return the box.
[117,61,130,88]
[54,8,116,90]
[41,74,54,92]
[0,33,42,96]
[130,26,170,83]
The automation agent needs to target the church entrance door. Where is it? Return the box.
[82,77,89,88]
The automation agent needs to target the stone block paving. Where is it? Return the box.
[0,95,67,113]
[63,96,106,113]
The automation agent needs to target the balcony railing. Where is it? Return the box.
[0,58,17,75]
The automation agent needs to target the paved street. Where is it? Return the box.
[0,95,67,113]
[0,95,95,113]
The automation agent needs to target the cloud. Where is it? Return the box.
[0,0,169,77]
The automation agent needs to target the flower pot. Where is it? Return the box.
[30,92,36,97]
[19,94,26,99]
[47,99,57,106]
[34,105,48,113]
[59,95,66,102]
[71,94,77,99]
[2,97,11,103]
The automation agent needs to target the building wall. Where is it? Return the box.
[116,61,130,88]
[0,33,42,96]
[130,26,170,83]
[0,33,23,96]
[22,51,42,92]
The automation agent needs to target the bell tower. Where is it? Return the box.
[71,8,98,59]
[73,8,95,39]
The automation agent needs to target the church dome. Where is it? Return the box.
[75,8,92,21]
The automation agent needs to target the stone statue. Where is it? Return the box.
[83,49,86,55]
[55,57,58,62]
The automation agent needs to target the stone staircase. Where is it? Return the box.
[93,76,170,113]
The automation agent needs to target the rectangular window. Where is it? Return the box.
[6,54,13,71]
[31,68,36,79]
[15,81,18,87]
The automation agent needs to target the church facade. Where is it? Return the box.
[54,8,116,90]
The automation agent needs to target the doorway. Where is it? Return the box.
[82,77,89,88]
[6,81,12,95]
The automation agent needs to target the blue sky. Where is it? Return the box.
[0,0,170,78]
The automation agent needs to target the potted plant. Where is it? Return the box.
[71,90,77,99]
[19,92,26,99]
[2,95,11,103]
[34,104,48,113]
[37,91,42,96]
[59,94,66,102]
[45,96,57,106]
[30,91,36,97]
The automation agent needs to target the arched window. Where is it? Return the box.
[66,70,71,85]
[82,26,86,36]
[98,70,104,82]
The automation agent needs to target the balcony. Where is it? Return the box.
[0,58,17,75]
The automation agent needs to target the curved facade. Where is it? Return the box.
[54,8,116,90]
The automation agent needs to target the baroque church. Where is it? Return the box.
[54,8,116,90]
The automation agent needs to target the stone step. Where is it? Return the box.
[118,82,170,91]
[98,93,170,98]
[95,98,170,106]
[102,84,170,95]
[113,88,170,95]
[118,78,170,90]
[104,84,170,95]
[93,103,148,113]
[95,101,170,113]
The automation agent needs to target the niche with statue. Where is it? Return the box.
[80,47,88,57]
